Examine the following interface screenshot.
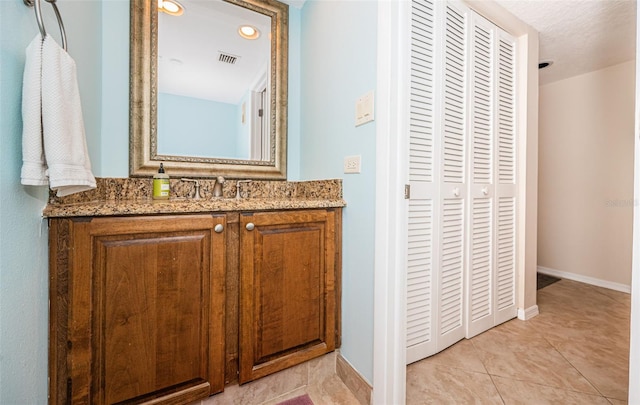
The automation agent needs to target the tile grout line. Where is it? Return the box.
[260,386,310,405]
[469,338,507,405]
[484,371,609,396]
[474,312,604,398]
[540,333,606,399]
[468,340,506,404]
[484,372,618,403]
[486,373,507,405]
[469,339,492,376]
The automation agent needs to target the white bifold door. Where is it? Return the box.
[406,0,518,364]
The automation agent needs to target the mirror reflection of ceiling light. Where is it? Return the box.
[238,25,260,40]
[158,0,184,16]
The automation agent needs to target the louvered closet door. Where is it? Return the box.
[436,1,468,352]
[406,0,470,362]
[493,30,517,325]
[406,0,438,364]
[405,0,518,364]
[465,14,518,338]
[465,14,495,338]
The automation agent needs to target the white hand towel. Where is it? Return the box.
[41,35,96,196]
[20,35,48,186]
[20,34,96,197]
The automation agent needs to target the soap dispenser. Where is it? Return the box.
[153,163,170,199]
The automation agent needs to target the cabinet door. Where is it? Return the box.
[50,215,225,405]
[239,210,336,383]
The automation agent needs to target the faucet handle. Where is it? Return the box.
[181,178,202,199]
[236,180,252,199]
[212,176,225,198]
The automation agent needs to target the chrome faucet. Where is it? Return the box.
[213,176,225,198]
[180,178,202,199]
[236,180,251,199]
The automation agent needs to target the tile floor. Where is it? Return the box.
[407,279,631,404]
[200,279,630,404]
[199,351,361,405]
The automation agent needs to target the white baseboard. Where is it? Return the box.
[517,305,539,320]
[537,266,631,294]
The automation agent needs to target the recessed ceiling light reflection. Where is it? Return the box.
[238,25,260,40]
[158,0,184,16]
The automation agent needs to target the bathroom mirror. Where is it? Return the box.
[130,0,288,179]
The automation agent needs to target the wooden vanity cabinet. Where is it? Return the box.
[49,208,341,403]
[238,209,339,383]
[49,215,226,405]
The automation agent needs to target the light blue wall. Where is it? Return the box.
[158,93,242,158]
[0,4,48,403]
[299,0,377,383]
[0,1,368,402]
[68,0,103,172]
[0,1,102,403]
[287,6,301,180]
[100,0,129,177]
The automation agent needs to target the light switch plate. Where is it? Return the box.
[355,91,375,127]
[344,155,361,174]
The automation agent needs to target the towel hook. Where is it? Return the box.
[23,0,67,51]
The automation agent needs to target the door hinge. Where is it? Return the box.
[258,108,263,117]
[404,184,410,199]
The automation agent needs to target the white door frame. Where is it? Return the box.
[373,0,410,403]
[627,5,640,403]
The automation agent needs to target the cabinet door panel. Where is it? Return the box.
[239,210,335,383]
[99,235,207,404]
[255,226,323,361]
[51,215,226,405]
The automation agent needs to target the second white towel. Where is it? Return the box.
[21,35,47,186]
[21,34,96,197]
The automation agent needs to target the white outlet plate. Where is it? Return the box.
[344,155,361,174]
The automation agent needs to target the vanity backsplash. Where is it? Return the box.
[44,178,345,217]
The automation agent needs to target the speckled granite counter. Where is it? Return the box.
[43,178,345,218]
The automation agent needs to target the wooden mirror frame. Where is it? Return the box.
[130,0,288,179]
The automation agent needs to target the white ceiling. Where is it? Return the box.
[494,0,636,85]
[158,0,271,104]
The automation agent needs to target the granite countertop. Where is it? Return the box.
[43,178,346,218]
